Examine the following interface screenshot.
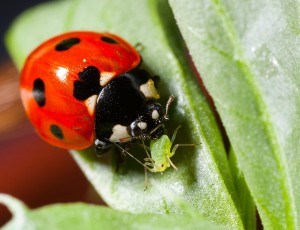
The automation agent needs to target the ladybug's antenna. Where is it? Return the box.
[164,95,175,120]
[149,95,175,137]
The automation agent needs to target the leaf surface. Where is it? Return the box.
[6,0,246,227]
[0,194,228,230]
[169,0,300,228]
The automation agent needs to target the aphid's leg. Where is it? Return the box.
[144,166,148,191]
[171,144,196,157]
[144,162,154,167]
[167,157,178,171]
[144,162,157,173]
[141,137,155,164]
[170,125,182,144]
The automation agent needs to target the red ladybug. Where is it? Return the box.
[20,31,167,153]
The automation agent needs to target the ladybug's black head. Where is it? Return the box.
[129,96,174,140]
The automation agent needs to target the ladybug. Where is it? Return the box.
[20,31,168,154]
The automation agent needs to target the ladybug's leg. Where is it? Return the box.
[94,139,113,156]
[120,143,131,157]
[134,42,144,52]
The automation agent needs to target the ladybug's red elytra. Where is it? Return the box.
[20,31,169,154]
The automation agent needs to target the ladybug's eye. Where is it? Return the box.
[130,121,143,137]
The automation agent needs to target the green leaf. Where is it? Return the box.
[169,0,300,228]
[6,0,244,227]
[0,194,229,230]
[229,149,256,230]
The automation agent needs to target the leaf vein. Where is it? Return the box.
[209,0,297,226]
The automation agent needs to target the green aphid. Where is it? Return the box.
[143,126,194,172]
[112,126,195,189]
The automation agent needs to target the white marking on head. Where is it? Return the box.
[140,79,160,99]
[152,110,159,120]
[84,95,97,116]
[137,122,147,130]
[100,72,115,86]
[56,67,68,82]
[109,124,131,142]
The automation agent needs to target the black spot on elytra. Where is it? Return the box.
[33,78,46,107]
[101,36,118,44]
[73,66,102,101]
[50,124,64,139]
[55,37,80,51]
